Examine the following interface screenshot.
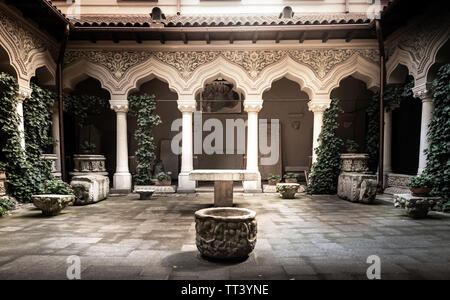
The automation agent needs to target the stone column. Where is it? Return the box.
[383,108,393,175]
[416,90,434,174]
[110,102,132,192]
[51,105,61,172]
[177,101,196,192]
[17,86,32,151]
[243,101,262,192]
[308,101,330,163]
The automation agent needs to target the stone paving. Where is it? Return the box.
[0,193,450,280]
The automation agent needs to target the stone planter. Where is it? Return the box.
[276,183,299,199]
[156,179,171,186]
[70,154,108,177]
[40,154,61,179]
[340,153,370,173]
[70,175,109,205]
[394,194,442,218]
[32,194,75,216]
[0,172,6,196]
[410,188,432,197]
[284,179,298,184]
[195,207,257,260]
[268,179,280,186]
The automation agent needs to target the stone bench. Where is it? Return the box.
[70,175,110,205]
[394,194,442,218]
[189,170,259,207]
[133,186,155,200]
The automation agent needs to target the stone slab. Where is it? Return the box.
[337,172,377,204]
[189,170,259,181]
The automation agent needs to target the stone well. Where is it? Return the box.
[69,154,108,177]
[195,207,257,260]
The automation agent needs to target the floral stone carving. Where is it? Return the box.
[394,194,442,219]
[70,175,110,205]
[276,183,300,199]
[70,154,108,177]
[32,194,75,216]
[195,207,257,260]
[338,153,377,204]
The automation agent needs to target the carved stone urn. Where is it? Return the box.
[195,207,257,260]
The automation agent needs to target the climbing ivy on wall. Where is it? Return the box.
[307,98,343,195]
[365,77,415,172]
[0,73,55,202]
[64,94,110,126]
[424,64,450,206]
[129,93,162,185]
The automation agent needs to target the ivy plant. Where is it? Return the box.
[307,98,343,195]
[424,64,450,205]
[129,94,162,185]
[64,94,109,126]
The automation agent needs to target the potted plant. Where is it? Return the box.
[80,140,96,154]
[156,171,172,186]
[283,173,298,183]
[408,173,433,197]
[32,179,75,216]
[267,174,282,185]
[345,139,359,153]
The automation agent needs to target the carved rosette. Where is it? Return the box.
[195,207,257,260]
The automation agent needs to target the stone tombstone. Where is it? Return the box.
[337,153,377,204]
[70,175,110,205]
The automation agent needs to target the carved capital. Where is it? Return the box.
[110,103,129,113]
[17,86,32,102]
[308,101,330,113]
[177,101,196,113]
[413,88,433,102]
[244,101,263,113]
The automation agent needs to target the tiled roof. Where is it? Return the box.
[70,13,372,27]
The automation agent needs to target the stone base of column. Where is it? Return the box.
[113,172,132,193]
[243,172,262,193]
[177,172,196,193]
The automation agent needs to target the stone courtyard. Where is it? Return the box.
[1,193,450,280]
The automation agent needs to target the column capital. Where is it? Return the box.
[308,101,330,113]
[109,100,129,113]
[17,85,32,102]
[412,83,433,102]
[244,101,262,113]
[177,101,196,113]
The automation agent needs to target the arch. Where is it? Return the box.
[186,56,254,98]
[320,55,380,96]
[120,57,185,97]
[0,42,17,78]
[253,56,321,99]
[388,63,410,85]
[26,50,56,85]
[0,33,21,80]
[386,48,416,84]
[63,59,118,96]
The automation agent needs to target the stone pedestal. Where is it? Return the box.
[70,175,109,205]
[214,181,233,207]
[41,154,62,179]
[338,154,377,204]
[32,194,75,216]
[133,186,155,200]
[70,154,108,177]
[394,194,442,218]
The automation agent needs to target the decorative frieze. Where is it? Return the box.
[65,48,379,84]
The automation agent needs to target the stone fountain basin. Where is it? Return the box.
[195,207,257,260]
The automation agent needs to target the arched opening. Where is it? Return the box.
[427,38,450,83]
[194,77,246,169]
[129,78,180,182]
[391,75,421,175]
[330,76,374,153]
[32,65,55,87]
[0,45,16,78]
[261,77,311,183]
[64,77,114,183]
[389,64,409,85]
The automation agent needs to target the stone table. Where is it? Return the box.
[394,194,442,218]
[189,170,259,207]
